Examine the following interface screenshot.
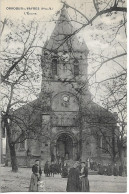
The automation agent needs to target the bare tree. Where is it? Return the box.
[101,72,127,171]
[1,19,44,171]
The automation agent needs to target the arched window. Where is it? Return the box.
[52,58,57,75]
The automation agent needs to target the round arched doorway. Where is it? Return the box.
[56,133,73,160]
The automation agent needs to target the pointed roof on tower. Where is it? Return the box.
[44,6,89,53]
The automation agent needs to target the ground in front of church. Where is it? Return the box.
[1,166,127,192]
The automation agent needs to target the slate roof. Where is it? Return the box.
[83,100,116,125]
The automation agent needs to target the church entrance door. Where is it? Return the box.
[56,133,73,160]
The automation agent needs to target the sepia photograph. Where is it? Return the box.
[0,0,127,192]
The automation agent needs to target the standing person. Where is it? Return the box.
[103,164,108,175]
[44,161,50,177]
[87,158,90,169]
[66,161,81,192]
[107,163,112,176]
[29,160,41,192]
[98,163,104,175]
[93,161,97,171]
[90,159,93,170]
[58,162,62,174]
[119,165,123,176]
[113,163,118,176]
[32,160,42,180]
[62,163,68,178]
[80,162,90,192]
[50,162,55,177]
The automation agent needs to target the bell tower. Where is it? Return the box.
[40,7,90,161]
[41,7,89,86]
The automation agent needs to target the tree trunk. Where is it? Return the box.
[118,141,124,176]
[78,113,83,161]
[9,142,18,172]
[78,138,82,160]
[5,118,18,172]
[112,127,116,163]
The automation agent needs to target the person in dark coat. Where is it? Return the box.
[57,163,61,174]
[62,163,68,178]
[54,163,58,174]
[66,161,81,192]
[44,161,50,177]
[119,165,123,176]
[93,161,97,171]
[103,165,108,175]
[107,163,112,176]
[90,159,93,170]
[32,160,42,179]
[113,163,118,176]
[50,162,55,177]
[98,163,104,175]
[80,162,90,192]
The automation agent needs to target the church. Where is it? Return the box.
[6,7,118,167]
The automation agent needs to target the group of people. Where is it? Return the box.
[98,163,124,176]
[44,161,61,177]
[29,159,89,192]
[44,160,69,178]
[29,158,126,192]
[66,161,90,192]
[89,159,125,177]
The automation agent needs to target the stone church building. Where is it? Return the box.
[7,7,118,167]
